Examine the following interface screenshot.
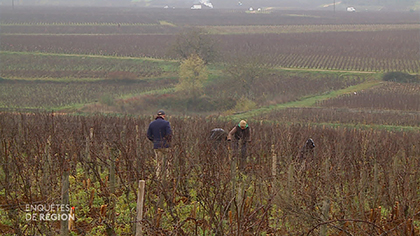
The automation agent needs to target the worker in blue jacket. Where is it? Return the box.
[147,110,172,178]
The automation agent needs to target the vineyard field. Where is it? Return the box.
[1,113,419,235]
[1,7,419,25]
[0,6,419,235]
[0,52,178,79]
[2,30,418,73]
[265,107,420,128]
[0,78,177,110]
[318,82,420,111]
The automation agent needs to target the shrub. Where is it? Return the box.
[99,94,115,106]
[177,54,208,98]
[233,96,257,112]
[382,71,419,83]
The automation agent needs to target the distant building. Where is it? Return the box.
[191,1,214,10]
[346,6,356,12]
[191,4,202,9]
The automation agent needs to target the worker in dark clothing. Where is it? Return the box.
[209,128,228,156]
[227,120,251,171]
[147,110,172,178]
[210,128,228,142]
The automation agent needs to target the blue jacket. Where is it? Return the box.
[147,117,172,149]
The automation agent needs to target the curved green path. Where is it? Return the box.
[228,80,381,120]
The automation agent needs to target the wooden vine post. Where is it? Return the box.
[136,180,146,236]
[109,146,117,226]
[228,144,236,198]
[60,156,70,236]
[136,125,142,179]
[271,144,277,193]
[320,199,330,236]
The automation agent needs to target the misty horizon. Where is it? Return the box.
[0,0,418,11]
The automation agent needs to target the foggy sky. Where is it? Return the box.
[1,0,416,9]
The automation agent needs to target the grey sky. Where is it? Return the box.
[1,0,417,10]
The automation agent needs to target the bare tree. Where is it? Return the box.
[225,54,270,98]
[169,28,218,65]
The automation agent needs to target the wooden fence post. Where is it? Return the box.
[229,145,236,197]
[136,125,142,179]
[86,128,93,163]
[110,149,116,195]
[287,164,294,201]
[109,147,117,227]
[60,159,70,236]
[136,180,146,236]
[320,199,330,236]
[271,144,277,192]
[271,145,276,177]
[373,161,379,206]
[42,136,52,197]
[236,184,243,236]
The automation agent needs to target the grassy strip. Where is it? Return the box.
[242,118,420,133]
[0,75,178,83]
[228,79,382,120]
[3,24,418,35]
[58,87,176,112]
[309,122,420,133]
[0,51,178,63]
[1,51,180,79]
[116,87,176,100]
[223,112,420,133]
[201,24,420,35]
[272,66,379,75]
[1,33,178,36]
[0,77,107,82]
[0,23,160,26]
[0,87,177,112]
[0,102,91,112]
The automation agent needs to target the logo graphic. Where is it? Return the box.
[25,204,75,221]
